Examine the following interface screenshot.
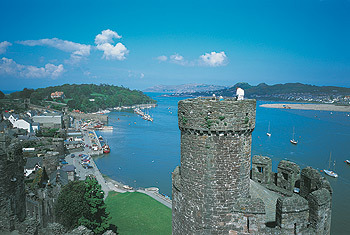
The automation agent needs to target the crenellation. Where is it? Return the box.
[173,97,332,235]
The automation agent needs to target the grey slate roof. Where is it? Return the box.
[49,169,69,186]
[61,165,76,172]
[3,113,11,119]
[25,157,43,169]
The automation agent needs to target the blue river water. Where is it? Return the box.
[95,93,350,234]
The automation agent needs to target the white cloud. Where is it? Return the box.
[95,29,129,60]
[18,38,91,64]
[199,51,227,67]
[170,53,184,62]
[140,73,144,79]
[0,57,64,79]
[0,41,12,54]
[156,55,168,62]
[96,43,129,60]
[169,53,190,66]
[95,29,122,45]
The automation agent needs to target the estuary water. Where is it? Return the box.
[95,93,350,234]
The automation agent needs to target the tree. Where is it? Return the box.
[55,181,88,229]
[54,177,111,234]
[78,176,111,234]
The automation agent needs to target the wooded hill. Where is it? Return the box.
[5,84,156,112]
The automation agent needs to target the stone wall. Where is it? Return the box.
[251,155,272,184]
[308,188,332,235]
[251,157,333,235]
[276,160,300,193]
[69,112,108,124]
[173,97,333,235]
[300,167,332,198]
[276,196,309,234]
[173,98,256,234]
[26,186,61,228]
[229,198,266,234]
[0,135,26,232]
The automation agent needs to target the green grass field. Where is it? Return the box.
[105,191,172,235]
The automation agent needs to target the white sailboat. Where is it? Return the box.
[290,127,298,144]
[324,152,338,178]
[266,121,271,137]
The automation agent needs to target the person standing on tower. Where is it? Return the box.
[236,87,244,100]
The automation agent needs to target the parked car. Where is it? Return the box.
[71,154,75,158]
[61,161,68,165]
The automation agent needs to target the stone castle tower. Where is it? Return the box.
[172,97,256,234]
[172,97,332,234]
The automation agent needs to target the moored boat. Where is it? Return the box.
[324,169,338,178]
[266,121,271,137]
[103,144,110,154]
[290,127,298,145]
[324,152,338,178]
[345,160,350,165]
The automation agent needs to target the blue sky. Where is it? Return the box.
[0,0,349,91]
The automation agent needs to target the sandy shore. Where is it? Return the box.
[260,103,350,112]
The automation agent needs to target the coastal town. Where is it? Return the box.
[0,91,170,235]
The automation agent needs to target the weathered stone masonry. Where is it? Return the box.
[0,133,26,231]
[173,98,257,234]
[172,97,332,235]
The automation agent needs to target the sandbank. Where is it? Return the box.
[260,103,350,112]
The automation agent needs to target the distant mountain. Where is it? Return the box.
[169,82,350,104]
[144,84,229,93]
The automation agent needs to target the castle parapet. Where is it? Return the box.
[277,160,300,193]
[300,167,332,198]
[231,198,266,234]
[276,195,309,234]
[178,98,256,133]
[308,188,332,235]
[251,155,272,184]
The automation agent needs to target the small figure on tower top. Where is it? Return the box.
[236,87,244,100]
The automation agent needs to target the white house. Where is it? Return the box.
[13,118,33,133]
[32,122,40,132]
[3,113,19,125]
[25,157,42,177]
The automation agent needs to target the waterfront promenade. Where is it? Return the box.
[68,120,172,207]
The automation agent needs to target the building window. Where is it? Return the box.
[257,166,263,173]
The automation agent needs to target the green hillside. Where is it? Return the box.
[7,84,156,112]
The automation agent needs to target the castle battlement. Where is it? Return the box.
[172,97,332,235]
[178,97,256,132]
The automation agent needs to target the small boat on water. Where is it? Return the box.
[103,144,110,154]
[345,160,350,165]
[324,152,338,178]
[324,169,338,178]
[290,127,298,145]
[266,121,271,137]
